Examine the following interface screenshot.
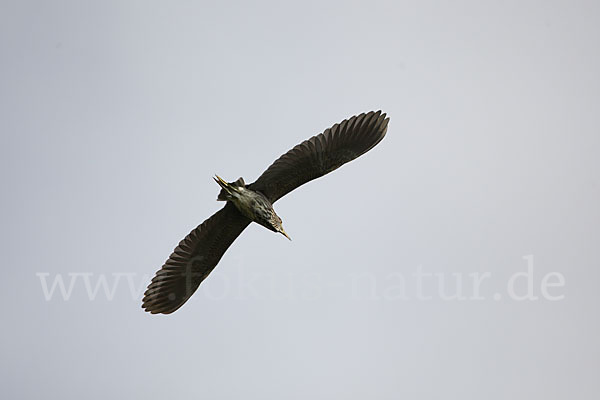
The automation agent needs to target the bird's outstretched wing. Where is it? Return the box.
[142,202,251,314]
[249,110,389,203]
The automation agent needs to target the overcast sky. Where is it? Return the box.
[1,1,599,399]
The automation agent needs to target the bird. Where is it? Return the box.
[142,110,389,314]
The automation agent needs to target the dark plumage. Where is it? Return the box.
[142,110,389,314]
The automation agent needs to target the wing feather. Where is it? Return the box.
[249,110,389,202]
[142,202,250,314]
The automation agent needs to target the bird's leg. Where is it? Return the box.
[214,175,240,201]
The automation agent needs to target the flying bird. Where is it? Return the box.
[142,110,389,314]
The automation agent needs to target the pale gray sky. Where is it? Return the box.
[1,1,599,399]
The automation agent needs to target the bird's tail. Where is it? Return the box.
[214,175,245,201]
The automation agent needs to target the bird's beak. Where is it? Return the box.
[279,227,291,241]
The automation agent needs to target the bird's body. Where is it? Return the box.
[214,175,289,239]
[142,110,389,314]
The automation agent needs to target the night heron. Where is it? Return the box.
[142,110,389,314]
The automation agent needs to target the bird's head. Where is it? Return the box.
[271,214,291,241]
